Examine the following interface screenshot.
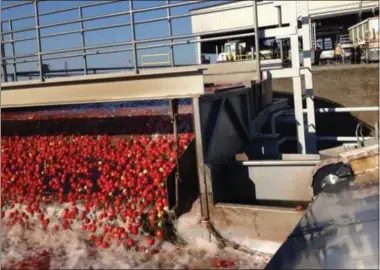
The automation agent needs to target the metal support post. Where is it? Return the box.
[192,97,210,221]
[253,0,261,81]
[277,6,284,61]
[166,0,175,67]
[290,22,306,154]
[301,1,317,153]
[9,21,17,81]
[0,23,8,82]
[78,7,88,75]
[129,0,139,74]
[34,0,44,82]
[169,99,180,213]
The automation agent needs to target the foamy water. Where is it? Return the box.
[1,199,274,269]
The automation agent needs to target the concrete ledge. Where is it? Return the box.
[1,67,205,108]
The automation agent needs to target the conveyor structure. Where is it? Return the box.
[3,0,377,262]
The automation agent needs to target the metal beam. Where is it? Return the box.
[1,67,205,108]
[192,97,210,221]
[301,1,317,154]
[289,1,306,154]
[253,0,261,81]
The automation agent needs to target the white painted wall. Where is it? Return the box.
[191,0,379,34]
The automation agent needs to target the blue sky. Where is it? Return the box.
[1,0,229,75]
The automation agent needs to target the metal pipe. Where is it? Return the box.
[6,30,258,66]
[277,6,284,61]
[301,1,317,154]
[1,1,119,23]
[253,0,261,81]
[1,26,35,36]
[1,36,35,44]
[318,136,373,141]
[1,23,8,82]
[9,20,17,81]
[34,1,44,82]
[242,160,320,166]
[129,0,139,74]
[40,11,131,30]
[312,107,380,113]
[279,136,373,144]
[166,0,175,67]
[3,25,257,61]
[1,1,33,10]
[133,0,208,14]
[1,1,251,36]
[78,7,88,75]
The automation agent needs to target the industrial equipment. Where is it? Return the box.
[3,1,378,269]
[348,16,379,62]
[266,146,379,270]
[216,40,253,63]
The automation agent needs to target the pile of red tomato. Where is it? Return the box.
[1,105,194,260]
[4,250,50,270]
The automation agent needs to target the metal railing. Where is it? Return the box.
[0,0,264,82]
[271,106,379,148]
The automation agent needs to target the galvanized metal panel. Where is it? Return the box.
[246,158,320,202]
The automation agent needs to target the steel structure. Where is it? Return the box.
[1,0,314,154]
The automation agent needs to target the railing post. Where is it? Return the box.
[277,6,284,61]
[301,1,317,154]
[0,23,8,82]
[252,0,261,81]
[129,0,139,74]
[34,0,44,82]
[78,7,88,75]
[9,20,17,81]
[166,0,175,67]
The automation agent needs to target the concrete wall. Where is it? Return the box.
[272,64,379,127]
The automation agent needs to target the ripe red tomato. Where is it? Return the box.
[156,229,164,239]
[147,236,155,246]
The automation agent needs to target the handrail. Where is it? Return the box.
[1,0,261,82]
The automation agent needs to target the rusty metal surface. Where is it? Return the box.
[265,173,379,270]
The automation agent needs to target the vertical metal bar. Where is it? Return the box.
[196,36,202,64]
[34,0,44,82]
[253,0,261,81]
[166,0,175,67]
[78,7,88,75]
[289,1,306,154]
[277,6,284,61]
[215,45,218,59]
[0,23,8,82]
[129,0,139,74]
[301,1,317,154]
[313,22,317,49]
[9,21,17,81]
[169,99,180,213]
[192,97,209,221]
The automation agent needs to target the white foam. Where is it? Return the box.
[1,199,274,269]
